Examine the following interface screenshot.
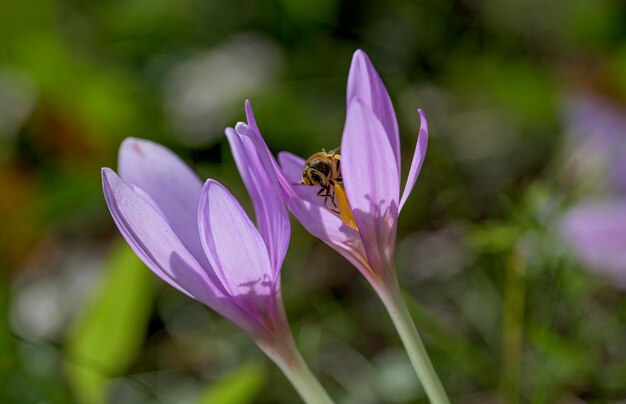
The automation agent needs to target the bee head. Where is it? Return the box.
[302,168,327,187]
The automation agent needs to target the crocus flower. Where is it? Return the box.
[559,93,626,287]
[101,139,332,403]
[561,200,626,288]
[228,50,449,404]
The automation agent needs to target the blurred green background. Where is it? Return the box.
[2,0,626,402]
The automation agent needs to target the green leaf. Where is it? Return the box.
[65,241,154,403]
[195,361,267,404]
[467,222,522,253]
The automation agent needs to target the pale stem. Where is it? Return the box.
[258,338,333,404]
[378,278,450,404]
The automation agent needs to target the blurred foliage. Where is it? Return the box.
[195,361,266,404]
[65,242,154,403]
[1,0,626,402]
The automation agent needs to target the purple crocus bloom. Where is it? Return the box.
[228,50,448,403]
[559,93,626,287]
[561,200,626,288]
[102,139,331,403]
[231,49,427,297]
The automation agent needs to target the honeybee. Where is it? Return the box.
[300,148,342,210]
[299,149,359,231]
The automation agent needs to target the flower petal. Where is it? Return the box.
[102,168,228,308]
[287,197,372,278]
[198,179,274,302]
[287,194,359,244]
[347,50,400,176]
[239,103,377,282]
[226,125,290,276]
[278,151,326,208]
[341,99,400,272]
[245,99,260,135]
[399,109,429,212]
[118,138,209,268]
[241,102,295,201]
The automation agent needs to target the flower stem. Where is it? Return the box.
[379,280,450,404]
[259,339,333,404]
[500,249,526,404]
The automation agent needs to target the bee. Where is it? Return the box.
[300,148,359,231]
[300,148,342,210]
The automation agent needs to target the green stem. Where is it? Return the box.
[259,339,333,404]
[500,249,526,404]
[379,279,450,404]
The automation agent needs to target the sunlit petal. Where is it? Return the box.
[198,179,274,302]
[226,125,290,275]
[102,168,230,310]
[348,49,401,176]
[118,138,209,268]
[341,99,400,271]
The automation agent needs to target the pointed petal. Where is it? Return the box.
[240,103,295,202]
[228,122,290,275]
[199,180,274,303]
[101,168,229,309]
[399,109,429,212]
[341,99,400,272]
[118,138,209,267]
[347,50,400,175]
[245,99,260,134]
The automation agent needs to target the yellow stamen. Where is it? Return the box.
[334,183,358,231]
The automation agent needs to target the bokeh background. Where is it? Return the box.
[2,0,626,402]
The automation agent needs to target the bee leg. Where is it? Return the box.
[318,186,339,213]
[317,186,330,203]
[327,181,338,208]
[323,196,340,214]
[325,189,337,208]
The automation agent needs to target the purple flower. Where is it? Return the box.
[102,138,291,345]
[228,50,448,402]
[561,200,626,287]
[232,50,428,293]
[559,93,626,287]
[101,140,334,404]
